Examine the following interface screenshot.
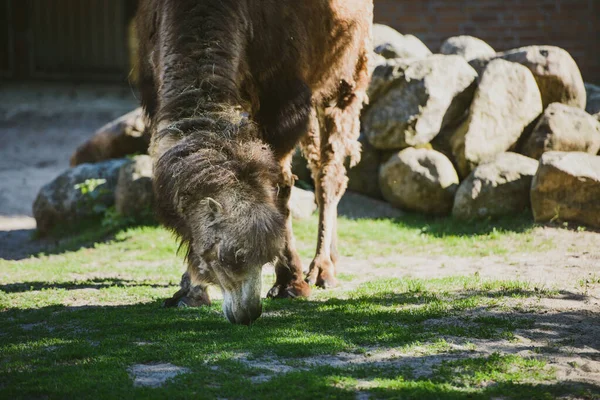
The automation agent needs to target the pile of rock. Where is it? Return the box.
[33,155,317,236]
[33,24,600,233]
[349,25,600,227]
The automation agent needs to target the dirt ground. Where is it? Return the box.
[1,83,599,389]
[0,82,138,256]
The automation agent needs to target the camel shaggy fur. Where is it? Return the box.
[133,0,373,324]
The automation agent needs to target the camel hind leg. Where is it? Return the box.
[306,66,369,289]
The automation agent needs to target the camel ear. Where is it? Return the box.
[204,197,224,215]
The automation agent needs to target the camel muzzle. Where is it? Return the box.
[221,268,263,325]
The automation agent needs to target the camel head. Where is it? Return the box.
[190,193,284,325]
[163,136,286,325]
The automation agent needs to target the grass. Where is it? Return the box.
[0,214,597,399]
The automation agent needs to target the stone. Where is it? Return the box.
[585,82,600,116]
[468,56,495,76]
[440,35,496,62]
[115,155,154,220]
[379,148,459,215]
[521,103,600,159]
[430,117,465,166]
[346,134,383,199]
[70,108,149,166]
[531,151,600,228]
[289,186,316,220]
[338,191,403,219]
[452,153,538,220]
[128,363,190,388]
[33,159,129,235]
[372,24,432,60]
[451,59,543,178]
[498,46,586,109]
[366,57,413,106]
[363,55,478,150]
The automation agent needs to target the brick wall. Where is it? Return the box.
[374,0,600,84]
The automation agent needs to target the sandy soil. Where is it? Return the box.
[0,83,138,257]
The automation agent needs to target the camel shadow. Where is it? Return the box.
[0,219,157,261]
[0,278,172,294]
[1,289,598,398]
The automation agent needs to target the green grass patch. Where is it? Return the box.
[0,213,593,399]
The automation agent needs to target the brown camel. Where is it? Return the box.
[76,0,373,325]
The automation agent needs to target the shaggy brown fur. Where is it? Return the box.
[136,0,372,324]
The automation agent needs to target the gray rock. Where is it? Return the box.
[451,59,543,178]
[115,155,154,220]
[531,152,600,228]
[33,159,128,235]
[372,24,432,60]
[440,36,496,62]
[498,46,586,109]
[366,57,413,106]
[338,191,403,219]
[289,187,316,220]
[379,148,459,215]
[521,103,600,159]
[128,363,190,388]
[347,134,383,199]
[468,46,587,110]
[585,83,600,116]
[468,56,495,76]
[453,153,538,220]
[363,55,478,150]
[70,107,148,166]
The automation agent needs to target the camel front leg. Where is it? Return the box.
[163,249,211,308]
[267,153,312,299]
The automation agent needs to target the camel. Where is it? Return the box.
[79,0,373,325]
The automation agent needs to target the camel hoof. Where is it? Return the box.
[316,274,338,289]
[267,280,311,299]
[162,292,211,308]
[306,258,337,289]
[162,297,180,308]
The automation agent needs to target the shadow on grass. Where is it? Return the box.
[0,218,159,261]
[0,278,172,293]
[388,211,537,238]
[1,287,599,399]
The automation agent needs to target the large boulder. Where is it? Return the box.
[521,103,600,159]
[363,55,478,150]
[33,159,129,235]
[346,134,383,199]
[585,83,600,116]
[338,191,403,219]
[531,152,600,228]
[451,59,543,178]
[115,155,154,220]
[372,24,432,60]
[452,153,538,220]
[498,46,586,109]
[366,57,412,106]
[379,148,459,215]
[70,108,149,166]
[289,187,317,220]
[440,36,496,62]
